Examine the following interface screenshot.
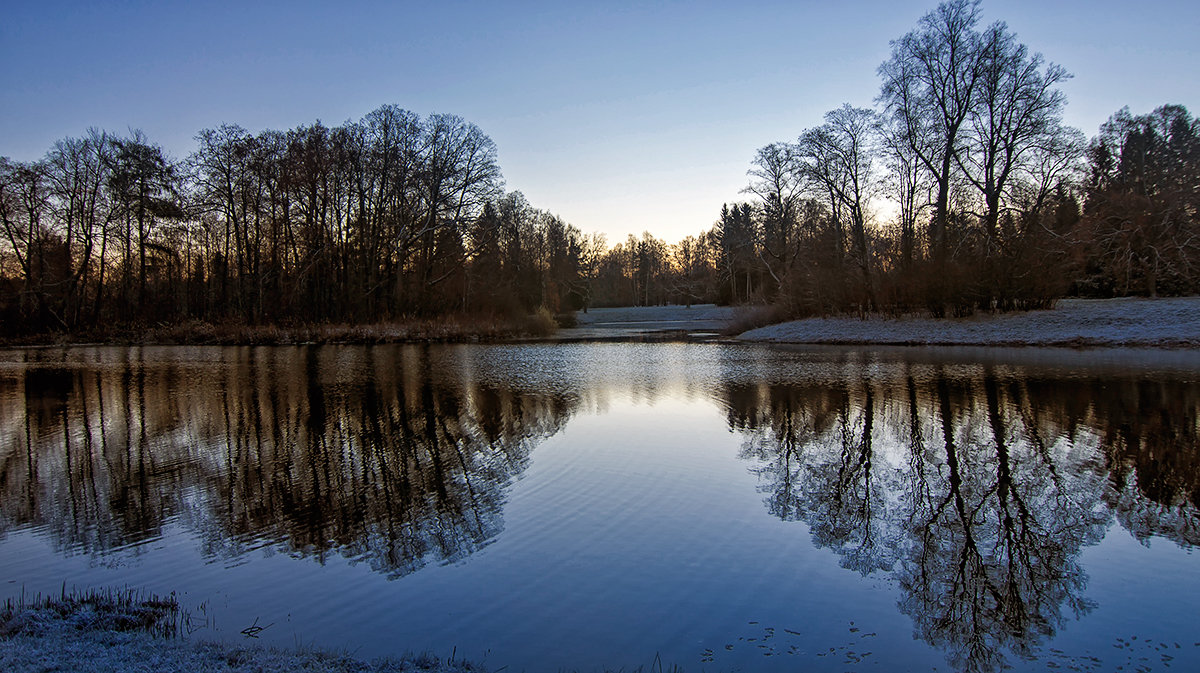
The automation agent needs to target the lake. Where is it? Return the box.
[2,343,1198,672]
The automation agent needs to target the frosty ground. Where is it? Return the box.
[738,296,1200,347]
[571,297,1200,347]
[0,594,482,673]
[557,302,735,339]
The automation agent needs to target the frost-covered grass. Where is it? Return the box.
[573,304,737,326]
[739,297,1200,348]
[1,588,183,640]
[563,304,737,339]
[1,588,484,673]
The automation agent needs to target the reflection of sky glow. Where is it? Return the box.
[2,343,1200,672]
[2,1,1197,243]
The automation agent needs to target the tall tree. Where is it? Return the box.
[0,158,58,327]
[107,132,184,316]
[745,143,805,295]
[796,104,881,308]
[191,123,260,319]
[43,133,107,326]
[958,22,1072,244]
[881,113,929,271]
[1083,105,1200,296]
[415,114,502,305]
[878,0,986,270]
[712,202,758,304]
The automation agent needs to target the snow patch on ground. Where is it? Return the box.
[739,297,1200,348]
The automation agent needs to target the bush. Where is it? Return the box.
[523,307,558,336]
[723,304,788,335]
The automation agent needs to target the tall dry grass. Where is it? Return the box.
[1,313,561,347]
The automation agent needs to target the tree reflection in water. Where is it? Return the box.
[724,358,1200,672]
[4,344,1200,671]
[0,345,576,578]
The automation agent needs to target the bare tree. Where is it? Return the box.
[107,132,184,315]
[881,113,931,271]
[745,143,805,295]
[407,114,503,308]
[796,104,882,308]
[574,231,607,312]
[669,233,715,307]
[0,157,69,328]
[878,0,986,270]
[42,133,110,325]
[957,22,1072,245]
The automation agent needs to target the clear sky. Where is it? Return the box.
[3,0,1197,244]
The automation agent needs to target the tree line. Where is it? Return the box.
[0,108,602,335]
[700,0,1199,319]
[0,102,718,336]
[595,0,1198,320]
[3,0,1198,337]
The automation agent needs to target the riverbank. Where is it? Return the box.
[0,313,559,348]
[1,306,735,347]
[5,298,1196,349]
[739,297,1200,348]
[1,590,484,673]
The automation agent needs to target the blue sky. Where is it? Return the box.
[3,0,1197,243]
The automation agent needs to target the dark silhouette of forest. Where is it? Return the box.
[2,0,1197,338]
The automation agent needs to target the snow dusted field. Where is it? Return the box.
[739,297,1200,348]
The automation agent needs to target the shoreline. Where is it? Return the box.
[0,315,557,349]
[1,590,485,673]
[737,297,1200,349]
[4,297,1198,350]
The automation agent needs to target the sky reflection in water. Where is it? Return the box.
[1,343,1198,672]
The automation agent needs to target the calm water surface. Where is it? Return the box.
[2,343,1198,672]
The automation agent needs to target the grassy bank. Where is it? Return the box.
[1,311,564,348]
[1,589,485,673]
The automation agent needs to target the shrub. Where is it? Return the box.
[723,304,788,335]
[524,307,558,336]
